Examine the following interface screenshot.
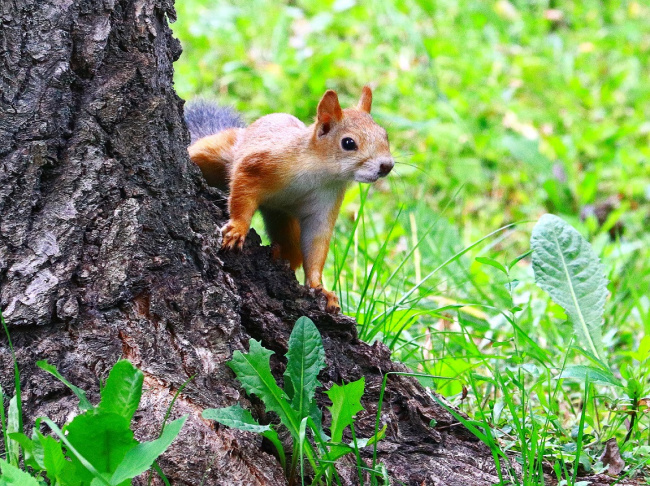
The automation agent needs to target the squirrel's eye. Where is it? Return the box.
[341,137,357,151]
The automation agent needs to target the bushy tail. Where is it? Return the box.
[184,99,245,145]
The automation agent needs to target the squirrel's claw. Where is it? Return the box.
[221,221,247,251]
[312,285,341,314]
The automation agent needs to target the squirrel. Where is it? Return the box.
[185,87,394,313]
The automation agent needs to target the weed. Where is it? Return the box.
[203,316,386,485]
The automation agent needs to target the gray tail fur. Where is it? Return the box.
[184,99,246,145]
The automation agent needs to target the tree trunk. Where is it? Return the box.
[0,1,503,484]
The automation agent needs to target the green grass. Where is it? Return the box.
[172,0,650,482]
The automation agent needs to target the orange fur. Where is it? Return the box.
[188,128,241,190]
[186,87,394,314]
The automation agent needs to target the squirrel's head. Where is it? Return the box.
[313,87,394,183]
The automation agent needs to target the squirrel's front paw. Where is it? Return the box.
[221,220,248,251]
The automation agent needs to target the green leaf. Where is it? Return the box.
[284,317,326,418]
[508,250,533,269]
[298,417,309,484]
[558,365,622,387]
[37,432,67,484]
[98,360,144,422]
[0,385,6,463]
[36,417,105,486]
[325,443,354,462]
[326,378,365,443]
[309,401,326,441]
[64,412,137,484]
[37,361,94,411]
[0,458,41,486]
[475,256,507,274]
[325,424,387,463]
[531,214,609,364]
[228,339,300,439]
[6,396,20,466]
[6,433,41,471]
[110,415,187,484]
[203,405,272,434]
[91,478,112,486]
[203,405,285,468]
[354,424,386,449]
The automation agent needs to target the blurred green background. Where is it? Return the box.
[171,0,650,472]
[172,0,650,456]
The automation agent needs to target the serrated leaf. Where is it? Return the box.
[558,365,622,387]
[228,340,300,438]
[37,360,94,411]
[37,432,67,484]
[326,378,365,443]
[284,317,326,418]
[531,214,608,364]
[203,405,273,434]
[203,405,285,468]
[110,415,186,484]
[98,360,144,422]
[0,458,41,486]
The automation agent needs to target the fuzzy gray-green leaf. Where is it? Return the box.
[531,214,608,364]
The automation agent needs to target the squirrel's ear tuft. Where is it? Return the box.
[357,86,372,113]
[317,90,343,125]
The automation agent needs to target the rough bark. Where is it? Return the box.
[0,0,506,484]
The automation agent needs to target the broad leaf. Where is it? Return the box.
[559,365,622,387]
[98,360,144,422]
[0,458,40,486]
[531,214,608,364]
[203,405,285,467]
[64,411,137,484]
[326,378,365,443]
[37,360,94,411]
[228,340,299,438]
[110,415,187,484]
[284,317,326,418]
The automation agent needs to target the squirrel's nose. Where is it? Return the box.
[378,159,394,177]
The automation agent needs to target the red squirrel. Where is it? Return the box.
[185,87,394,313]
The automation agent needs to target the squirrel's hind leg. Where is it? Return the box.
[261,208,303,270]
[188,128,241,191]
[299,192,345,313]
